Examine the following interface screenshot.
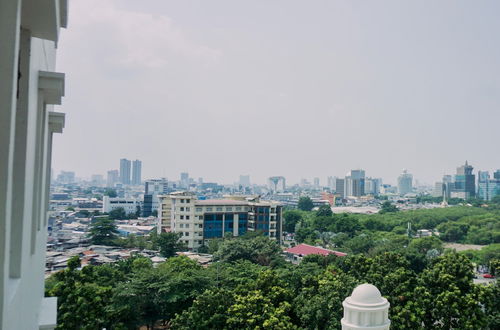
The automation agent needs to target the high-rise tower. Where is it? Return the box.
[397,169,413,196]
[132,159,142,185]
[120,158,131,185]
[455,161,475,198]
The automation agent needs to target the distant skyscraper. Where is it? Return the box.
[314,177,320,188]
[120,158,131,184]
[454,161,475,199]
[440,174,454,199]
[57,171,75,183]
[180,172,189,189]
[132,159,142,185]
[433,182,444,197]
[91,174,104,185]
[397,170,413,196]
[335,178,345,198]
[327,176,336,190]
[477,170,500,201]
[365,177,381,195]
[373,178,382,195]
[268,176,286,193]
[239,175,251,188]
[143,178,170,216]
[107,170,119,187]
[345,169,365,197]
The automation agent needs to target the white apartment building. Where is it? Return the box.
[158,193,283,250]
[1,0,68,328]
[102,196,141,214]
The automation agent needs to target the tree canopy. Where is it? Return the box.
[46,248,500,329]
[297,196,314,211]
[88,217,119,245]
[157,232,186,257]
[47,205,500,329]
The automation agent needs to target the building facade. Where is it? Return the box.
[132,159,142,185]
[119,158,131,185]
[268,176,286,193]
[102,196,141,214]
[454,161,475,199]
[107,169,119,187]
[477,170,500,201]
[397,170,413,196]
[345,170,365,197]
[365,177,381,196]
[56,171,75,184]
[142,178,170,217]
[336,178,346,198]
[239,175,251,188]
[180,172,189,189]
[157,193,283,250]
[0,0,68,328]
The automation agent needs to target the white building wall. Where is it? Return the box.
[102,196,140,214]
[0,1,67,329]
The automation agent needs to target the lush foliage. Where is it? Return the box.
[213,235,283,266]
[157,232,186,257]
[47,205,500,329]
[297,196,314,211]
[46,244,500,329]
[291,206,500,249]
[104,188,118,198]
[283,210,303,233]
[379,201,399,214]
[88,217,119,245]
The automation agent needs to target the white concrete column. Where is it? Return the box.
[46,112,65,224]
[341,284,390,330]
[9,28,33,278]
[31,71,64,254]
[233,213,239,236]
[0,0,22,326]
[30,92,46,254]
[222,213,225,236]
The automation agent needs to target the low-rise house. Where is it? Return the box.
[285,243,347,263]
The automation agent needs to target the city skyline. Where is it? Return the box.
[52,0,500,186]
[52,160,500,188]
[3,1,498,329]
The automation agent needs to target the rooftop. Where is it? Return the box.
[196,199,249,206]
[285,244,347,257]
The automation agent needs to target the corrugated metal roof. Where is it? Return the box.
[285,243,347,257]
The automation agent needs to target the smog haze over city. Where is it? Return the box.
[53,0,500,184]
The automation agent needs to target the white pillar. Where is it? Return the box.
[341,284,390,330]
[233,213,239,236]
[0,0,22,326]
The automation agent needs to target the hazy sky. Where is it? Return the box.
[53,0,500,185]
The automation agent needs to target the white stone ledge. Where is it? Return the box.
[38,297,57,330]
[39,71,65,105]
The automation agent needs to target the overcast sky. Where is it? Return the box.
[53,0,500,185]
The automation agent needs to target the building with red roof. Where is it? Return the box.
[285,243,347,263]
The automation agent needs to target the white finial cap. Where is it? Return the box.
[341,284,390,329]
[349,284,384,305]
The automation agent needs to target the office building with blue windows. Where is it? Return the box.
[158,192,283,250]
[478,170,500,201]
[453,161,476,199]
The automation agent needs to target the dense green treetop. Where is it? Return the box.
[297,196,314,211]
[157,232,186,257]
[379,201,399,214]
[46,205,500,329]
[88,217,119,245]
